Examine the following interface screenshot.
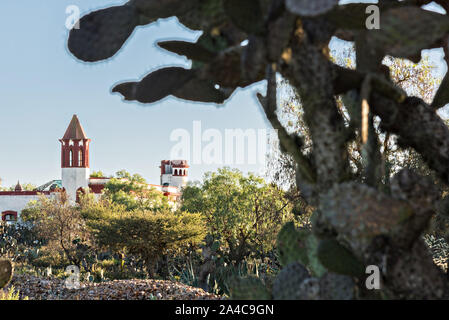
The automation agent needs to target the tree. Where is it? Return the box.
[68,1,449,299]
[21,193,92,266]
[269,50,442,189]
[104,170,170,211]
[79,193,205,277]
[90,171,106,178]
[181,168,295,264]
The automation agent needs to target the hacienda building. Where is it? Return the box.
[0,115,189,223]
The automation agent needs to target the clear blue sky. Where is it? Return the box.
[0,0,270,188]
[0,1,446,188]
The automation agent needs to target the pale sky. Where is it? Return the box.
[0,0,446,188]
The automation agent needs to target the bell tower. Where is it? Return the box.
[59,115,91,202]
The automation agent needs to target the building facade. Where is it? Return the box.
[0,115,188,223]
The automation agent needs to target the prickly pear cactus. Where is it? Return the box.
[0,259,13,289]
[319,272,355,300]
[272,262,310,300]
[277,222,309,267]
[317,238,365,277]
[228,276,271,300]
[277,222,326,277]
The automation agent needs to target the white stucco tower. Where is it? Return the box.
[160,160,189,189]
[60,115,90,203]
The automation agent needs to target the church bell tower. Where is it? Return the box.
[59,115,90,202]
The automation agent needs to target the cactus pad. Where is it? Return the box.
[272,262,310,300]
[277,222,310,267]
[229,276,271,300]
[286,0,338,17]
[319,272,355,300]
[0,259,13,289]
[317,238,364,277]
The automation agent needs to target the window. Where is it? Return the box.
[78,149,83,167]
[69,150,73,166]
[2,211,17,223]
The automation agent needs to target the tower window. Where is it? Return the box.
[78,150,83,167]
[69,150,73,166]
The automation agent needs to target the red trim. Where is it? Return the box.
[60,138,90,168]
[160,160,190,175]
[88,184,105,194]
[76,187,86,203]
[0,191,51,196]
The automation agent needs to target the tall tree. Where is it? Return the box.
[181,168,295,264]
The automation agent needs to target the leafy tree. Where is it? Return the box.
[79,193,205,277]
[182,168,295,264]
[68,1,449,299]
[104,170,170,211]
[87,210,204,277]
[90,171,107,178]
[21,193,92,266]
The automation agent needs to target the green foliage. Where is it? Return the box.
[85,207,206,277]
[20,194,92,266]
[6,183,36,191]
[228,276,271,300]
[30,246,70,268]
[90,171,107,178]
[277,222,309,267]
[182,168,295,264]
[276,222,326,277]
[104,170,170,211]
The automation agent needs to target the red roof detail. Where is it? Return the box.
[62,115,88,140]
[0,191,51,196]
[89,184,105,194]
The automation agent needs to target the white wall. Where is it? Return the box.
[161,173,188,189]
[0,194,47,221]
[62,167,90,204]
[171,175,188,189]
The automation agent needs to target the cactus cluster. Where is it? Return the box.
[0,259,13,289]
[229,222,360,300]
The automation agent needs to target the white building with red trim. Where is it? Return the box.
[0,115,188,223]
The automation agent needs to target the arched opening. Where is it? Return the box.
[2,211,18,223]
[174,169,178,176]
[69,150,73,167]
[76,187,85,203]
[78,149,83,167]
